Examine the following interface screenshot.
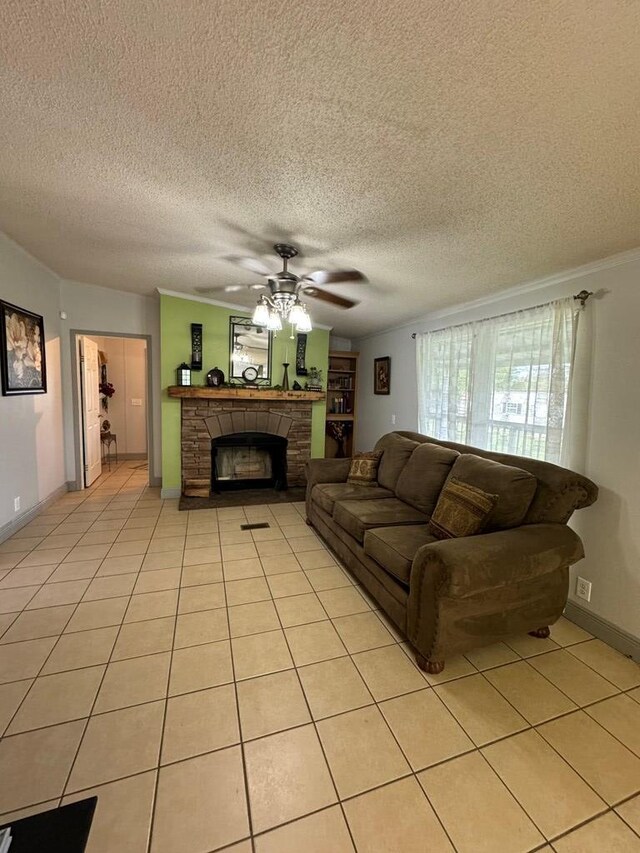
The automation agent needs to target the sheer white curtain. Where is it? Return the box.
[416,298,588,465]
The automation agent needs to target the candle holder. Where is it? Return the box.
[281,363,290,390]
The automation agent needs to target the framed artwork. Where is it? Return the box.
[374,356,390,395]
[0,301,47,395]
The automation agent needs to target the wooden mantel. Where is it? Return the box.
[167,386,325,402]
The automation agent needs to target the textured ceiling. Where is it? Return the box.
[1,1,639,336]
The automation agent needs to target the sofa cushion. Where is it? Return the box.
[311,482,394,516]
[333,498,427,544]
[429,478,497,540]
[347,451,383,486]
[374,433,419,491]
[447,454,538,530]
[395,442,460,515]
[364,525,437,585]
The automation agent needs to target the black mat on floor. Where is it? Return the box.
[179,487,307,511]
[0,797,97,852]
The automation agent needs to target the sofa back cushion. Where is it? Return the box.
[446,454,537,530]
[395,442,460,515]
[374,433,419,491]
[393,431,598,523]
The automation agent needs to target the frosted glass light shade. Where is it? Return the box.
[266,311,282,331]
[252,302,270,326]
[295,307,313,332]
[288,303,305,326]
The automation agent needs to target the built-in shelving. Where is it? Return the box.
[325,351,358,458]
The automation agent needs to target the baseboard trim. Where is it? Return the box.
[161,488,182,499]
[564,600,640,662]
[0,483,70,544]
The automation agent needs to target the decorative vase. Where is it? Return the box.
[282,363,290,391]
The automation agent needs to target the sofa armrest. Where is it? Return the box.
[411,523,584,599]
[305,458,351,489]
[305,457,352,512]
[406,523,584,662]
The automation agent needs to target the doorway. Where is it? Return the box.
[73,331,153,490]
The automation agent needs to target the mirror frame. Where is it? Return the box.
[228,316,272,383]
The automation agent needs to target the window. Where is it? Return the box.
[416,299,579,463]
[501,401,523,416]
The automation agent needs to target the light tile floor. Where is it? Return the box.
[0,460,639,852]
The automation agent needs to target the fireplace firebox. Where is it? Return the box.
[211,432,288,493]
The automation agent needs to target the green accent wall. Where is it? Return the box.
[160,294,329,490]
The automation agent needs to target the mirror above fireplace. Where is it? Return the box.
[229,316,272,383]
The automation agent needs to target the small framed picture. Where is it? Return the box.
[0,301,47,395]
[374,356,390,395]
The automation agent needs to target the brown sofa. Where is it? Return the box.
[305,431,598,673]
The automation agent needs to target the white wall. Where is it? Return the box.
[90,336,148,455]
[60,280,161,482]
[329,335,352,352]
[0,233,66,529]
[355,252,640,639]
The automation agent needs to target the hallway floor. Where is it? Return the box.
[0,461,639,852]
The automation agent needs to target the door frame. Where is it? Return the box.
[70,330,155,491]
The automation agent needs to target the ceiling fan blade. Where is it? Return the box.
[302,287,359,309]
[220,255,274,276]
[302,269,366,286]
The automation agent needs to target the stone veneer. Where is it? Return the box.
[180,398,312,494]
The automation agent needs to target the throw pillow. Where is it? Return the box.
[429,478,497,540]
[446,454,538,530]
[347,451,383,486]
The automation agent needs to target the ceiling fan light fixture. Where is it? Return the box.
[288,302,306,326]
[252,300,270,327]
[266,310,282,332]
[294,305,313,332]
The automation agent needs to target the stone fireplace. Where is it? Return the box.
[180,397,313,497]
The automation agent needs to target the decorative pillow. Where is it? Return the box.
[429,478,497,540]
[446,454,538,530]
[347,451,383,486]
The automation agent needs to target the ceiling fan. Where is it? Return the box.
[196,243,367,314]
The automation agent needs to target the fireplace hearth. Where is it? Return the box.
[211,432,288,492]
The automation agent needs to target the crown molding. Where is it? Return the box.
[157,288,250,311]
[357,246,640,341]
[156,288,333,330]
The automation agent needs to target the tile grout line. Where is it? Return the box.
[257,538,362,853]
[214,507,259,853]
[54,466,162,811]
[135,497,188,853]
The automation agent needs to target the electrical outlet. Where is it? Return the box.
[391,413,397,425]
[13,497,20,512]
[576,576,592,602]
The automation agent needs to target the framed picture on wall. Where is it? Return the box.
[374,356,390,395]
[0,301,47,395]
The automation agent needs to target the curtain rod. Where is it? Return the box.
[410,290,594,339]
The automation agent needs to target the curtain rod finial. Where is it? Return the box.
[574,290,593,307]
[411,332,417,339]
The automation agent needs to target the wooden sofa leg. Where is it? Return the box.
[528,626,551,639]
[415,654,445,675]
